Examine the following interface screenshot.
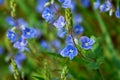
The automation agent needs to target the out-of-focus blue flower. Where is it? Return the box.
[62,0,72,8]
[100,0,112,12]
[65,35,73,45]
[6,16,16,26]
[73,24,84,35]
[17,18,28,30]
[57,29,66,38]
[60,45,78,60]
[53,16,66,29]
[0,46,4,55]
[73,14,82,24]
[36,0,48,13]
[115,7,120,18]
[93,0,101,10]
[0,0,4,5]
[40,40,50,50]
[22,27,36,39]
[7,30,17,42]
[13,37,28,52]
[42,7,54,22]
[80,36,95,50]
[59,0,72,8]
[80,0,90,8]
[70,0,76,12]
[58,0,65,3]
[34,29,42,38]
[14,52,26,63]
[51,40,61,48]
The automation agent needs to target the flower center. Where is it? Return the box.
[69,49,73,53]
[85,43,89,46]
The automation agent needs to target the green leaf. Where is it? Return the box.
[32,75,45,80]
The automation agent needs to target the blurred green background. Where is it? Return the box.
[0,0,120,80]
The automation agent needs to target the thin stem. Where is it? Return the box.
[98,68,105,80]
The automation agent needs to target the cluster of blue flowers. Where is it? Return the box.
[0,0,4,5]
[38,0,95,60]
[6,17,37,52]
[93,0,120,18]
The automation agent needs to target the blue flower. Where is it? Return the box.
[6,30,17,42]
[70,0,76,12]
[42,7,54,22]
[60,45,78,60]
[73,24,84,35]
[51,40,61,48]
[58,0,65,3]
[100,0,112,12]
[13,37,28,51]
[73,14,82,24]
[22,27,36,38]
[53,16,66,29]
[80,0,90,8]
[57,29,66,38]
[0,0,4,5]
[17,18,28,29]
[65,35,73,45]
[115,7,120,18]
[80,36,95,50]
[62,0,72,8]
[93,0,100,10]
[14,52,26,63]
[40,40,50,50]
[36,0,48,13]
[6,16,16,26]
[0,46,4,55]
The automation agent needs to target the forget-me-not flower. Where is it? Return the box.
[42,7,54,22]
[80,36,95,50]
[115,6,120,18]
[73,24,84,35]
[7,30,17,42]
[53,16,66,29]
[60,45,78,60]
[100,0,112,12]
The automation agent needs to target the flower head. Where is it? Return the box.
[73,14,82,24]
[13,37,28,52]
[7,30,17,42]
[6,16,16,26]
[65,35,73,45]
[40,40,50,51]
[80,36,95,50]
[93,0,100,10]
[17,18,28,30]
[14,52,26,63]
[36,0,48,13]
[100,0,112,12]
[22,27,36,39]
[51,40,61,48]
[42,7,54,22]
[59,0,72,8]
[57,29,66,38]
[0,0,4,5]
[53,16,66,29]
[60,45,78,60]
[80,0,90,8]
[0,46,4,55]
[115,7,120,18]
[73,24,84,35]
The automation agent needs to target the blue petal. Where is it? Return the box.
[80,36,90,43]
